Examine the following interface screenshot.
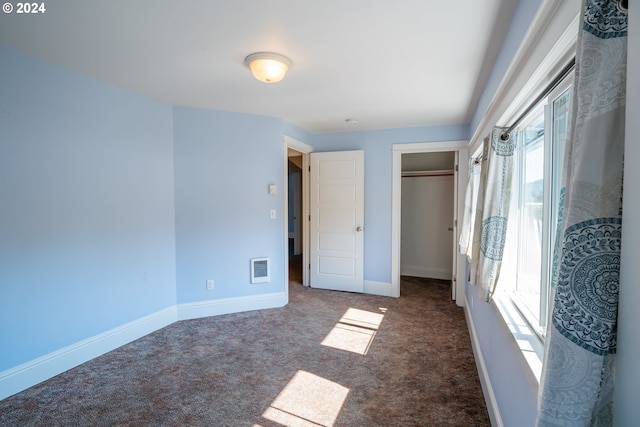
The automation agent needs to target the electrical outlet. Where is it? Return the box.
[206,279,214,290]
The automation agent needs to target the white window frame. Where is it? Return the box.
[504,73,574,340]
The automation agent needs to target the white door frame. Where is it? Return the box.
[284,135,312,288]
[391,140,468,305]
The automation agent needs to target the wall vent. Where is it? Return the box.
[250,257,270,283]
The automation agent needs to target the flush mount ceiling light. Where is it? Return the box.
[244,52,292,83]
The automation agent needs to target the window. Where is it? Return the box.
[498,75,573,339]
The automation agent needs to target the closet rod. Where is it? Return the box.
[401,170,454,178]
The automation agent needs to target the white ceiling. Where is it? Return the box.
[0,0,515,133]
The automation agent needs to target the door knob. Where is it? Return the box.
[356,226,364,232]
[448,227,453,232]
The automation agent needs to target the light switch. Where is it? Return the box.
[269,184,277,195]
[270,209,277,219]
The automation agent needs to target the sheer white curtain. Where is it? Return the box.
[537,1,627,425]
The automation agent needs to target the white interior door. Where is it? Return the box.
[310,150,364,292]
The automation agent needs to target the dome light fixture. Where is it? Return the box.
[244,52,292,83]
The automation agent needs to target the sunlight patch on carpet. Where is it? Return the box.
[262,370,349,427]
[321,307,385,355]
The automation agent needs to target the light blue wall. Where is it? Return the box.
[312,125,469,284]
[463,1,545,425]
[465,281,538,426]
[0,46,177,371]
[470,0,542,134]
[173,107,286,302]
[283,120,315,145]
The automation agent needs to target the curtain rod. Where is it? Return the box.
[501,58,576,140]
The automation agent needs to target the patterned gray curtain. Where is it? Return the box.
[471,128,516,302]
[537,1,627,425]
[458,156,481,260]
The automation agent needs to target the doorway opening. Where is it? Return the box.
[400,152,456,282]
[283,135,312,293]
[287,151,303,285]
[391,141,468,305]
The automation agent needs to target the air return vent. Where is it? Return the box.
[250,257,270,284]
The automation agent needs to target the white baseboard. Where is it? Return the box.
[0,306,177,401]
[364,280,393,297]
[464,305,504,427]
[177,291,288,320]
[401,265,452,280]
[0,291,288,401]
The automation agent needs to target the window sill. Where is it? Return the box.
[491,293,544,392]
